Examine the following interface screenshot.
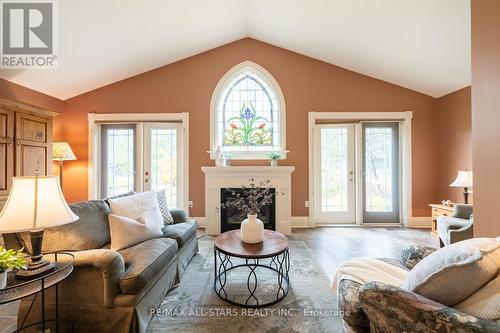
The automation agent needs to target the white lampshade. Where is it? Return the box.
[450,171,473,188]
[52,142,76,161]
[0,176,79,233]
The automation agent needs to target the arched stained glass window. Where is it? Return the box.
[211,61,285,159]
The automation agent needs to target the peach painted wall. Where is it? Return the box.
[0,78,64,140]
[61,38,438,217]
[471,0,500,237]
[436,87,472,203]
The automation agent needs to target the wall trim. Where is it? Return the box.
[87,112,190,210]
[409,216,432,229]
[193,215,431,230]
[208,60,287,160]
[290,216,310,228]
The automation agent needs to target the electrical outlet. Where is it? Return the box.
[305,201,310,208]
[188,201,193,208]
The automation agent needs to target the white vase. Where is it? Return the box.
[0,271,7,289]
[270,160,278,167]
[240,214,264,244]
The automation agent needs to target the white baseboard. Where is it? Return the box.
[192,216,309,228]
[409,216,432,229]
[193,216,431,229]
[290,216,310,228]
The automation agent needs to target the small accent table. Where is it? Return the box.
[0,252,74,333]
[213,229,290,308]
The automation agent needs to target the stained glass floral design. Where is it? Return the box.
[215,64,283,155]
[224,103,272,145]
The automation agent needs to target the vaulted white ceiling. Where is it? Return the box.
[0,0,470,100]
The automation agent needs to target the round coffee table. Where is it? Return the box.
[213,229,290,308]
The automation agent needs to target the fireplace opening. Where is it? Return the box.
[220,188,276,232]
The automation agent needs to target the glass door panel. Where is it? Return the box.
[100,124,136,198]
[144,123,182,209]
[314,124,355,223]
[362,122,399,223]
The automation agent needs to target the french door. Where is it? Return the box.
[314,124,356,223]
[313,122,400,224]
[362,122,399,223]
[100,122,183,208]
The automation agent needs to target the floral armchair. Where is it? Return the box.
[338,245,500,333]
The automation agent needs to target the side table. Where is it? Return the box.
[0,252,74,333]
[429,204,454,235]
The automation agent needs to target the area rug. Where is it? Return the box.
[147,238,344,333]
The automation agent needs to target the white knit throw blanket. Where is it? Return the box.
[332,257,408,297]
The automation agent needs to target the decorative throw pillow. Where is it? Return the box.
[402,237,500,306]
[108,191,163,230]
[156,190,175,225]
[108,208,163,251]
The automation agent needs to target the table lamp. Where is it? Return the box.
[52,142,76,190]
[450,170,473,204]
[0,174,79,279]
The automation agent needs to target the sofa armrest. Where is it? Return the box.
[53,249,125,308]
[400,245,436,269]
[449,221,474,244]
[452,204,473,219]
[359,282,500,333]
[170,209,188,223]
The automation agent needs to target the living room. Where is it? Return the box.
[0,1,498,332]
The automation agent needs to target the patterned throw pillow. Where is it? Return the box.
[156,190,175,225]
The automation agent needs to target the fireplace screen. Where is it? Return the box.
[220,188,276,232]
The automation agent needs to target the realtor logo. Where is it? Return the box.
[1,0,57,68]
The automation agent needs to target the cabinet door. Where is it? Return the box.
[0,108,14,197]
[15,112,52,176]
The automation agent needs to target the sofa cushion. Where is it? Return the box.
[118,238,178,294]
[19,200,112,253]
[108,209,163,251]
[156,190,174,225]
[402,237,500,306]
[162,220,198,247]
[109,191,163,231]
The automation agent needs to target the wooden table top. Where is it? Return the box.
[429,203,454,211]
[214,229,289,259]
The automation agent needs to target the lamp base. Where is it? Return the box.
[15,258,55,280]
[15,230,55,280]
[463,188,469,204]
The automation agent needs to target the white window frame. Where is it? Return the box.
[308,111,413,227]
[209,61,287,160]
[88,112,189,210]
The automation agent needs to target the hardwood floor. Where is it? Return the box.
[1,227,436,332]
[288,227,436,282]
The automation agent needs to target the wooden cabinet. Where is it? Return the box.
[0,98,56,208]
[429,204,454,235]
[0,108,14,197]
[15,112,52,176]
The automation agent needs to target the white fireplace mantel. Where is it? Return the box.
[201,166,295,235]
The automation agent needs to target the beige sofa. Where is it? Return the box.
[3,198,199,333]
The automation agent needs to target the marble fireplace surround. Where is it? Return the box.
[201,166,295,235]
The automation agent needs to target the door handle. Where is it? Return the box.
[15,137,21,145]
[6,136,12,145]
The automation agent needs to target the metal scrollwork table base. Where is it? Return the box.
[213,230,290,308]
